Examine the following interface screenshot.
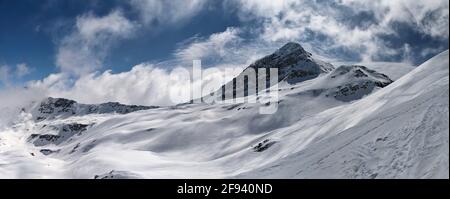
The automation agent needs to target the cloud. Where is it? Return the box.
[0,63,33,86]
[54,1,210,77]
[226,0,449,64]
[22,0,235,106]
[340,0,449,38]
[15,63,31,78]
[56,10,137,76]
[174,28,248,65]
[0,65,10,86]
[129,0,207,26]
[0,87,47,128]
[28,63,240,106]
[8,0,448,107]
[174,27,280,69]
[76,11,136,40]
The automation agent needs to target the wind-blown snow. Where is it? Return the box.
[0,48,448,179]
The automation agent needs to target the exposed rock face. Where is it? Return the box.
[40,149,60,155]
[36,98,77,119]
[33,97,159,121]
[247,42,334,83]
[283,64,393,102]
[94,170,141,179]
[329,65,392,82]
[324,65,393,101]
[210,42,392,102]
[252,139,277,152]
[28,123,90,146]
[212,42,335,101]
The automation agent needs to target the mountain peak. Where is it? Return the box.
[213,42,335,100]
[245,42,333,84]
[247,42,330,71]
[275,42,309,56]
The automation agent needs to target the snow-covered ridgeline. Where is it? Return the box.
[0,43,447,179]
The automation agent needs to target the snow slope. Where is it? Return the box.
[331,62,415,81]
[240,50,449,178]
[353,62,415,80]
[0,46,447,179]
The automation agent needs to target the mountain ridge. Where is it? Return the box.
[1,45,447,179]
[28,97,159,121]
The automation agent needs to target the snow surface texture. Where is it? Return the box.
[0,43,448,179]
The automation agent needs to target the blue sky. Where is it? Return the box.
[0,0,243,83]
[0,0,448,94]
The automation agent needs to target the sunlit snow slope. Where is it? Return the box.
[0,47,448,179]
[240,50,449,178]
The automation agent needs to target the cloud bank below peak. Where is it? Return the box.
[28,62,242,106]
[3,0,447,106]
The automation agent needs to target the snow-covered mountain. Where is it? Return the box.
[246,42,334,83]
[216,42,335,100]
[239,50,449,178]
[28,97,158,121]
[0,43,447,179]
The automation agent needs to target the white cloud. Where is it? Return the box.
[0,63,32,86]
[0,87,47,128]
[76,11,136,41]
[0,65,10,86]
[175,28,243,62]
[174,27,278,70]
[225,0,290,19]
[56,10,136,76]
[0,63,32,87]
[27,1,239,106]
[15,63,31,78]
[10,0,448,107]
[227,0,449,62]
[340,0,449,35]
[28,63,241,106]
[54,1,210,77]
[129,0,207,26]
